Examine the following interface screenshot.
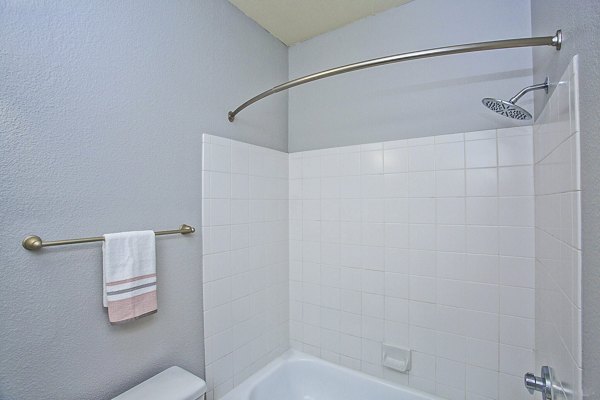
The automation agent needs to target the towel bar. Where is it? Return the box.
[22,224,195,251]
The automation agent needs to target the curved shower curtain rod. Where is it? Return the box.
[228,30,562,122]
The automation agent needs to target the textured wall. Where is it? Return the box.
[0,1,287,399]
[288,0,534,152]
[530,2,600,399]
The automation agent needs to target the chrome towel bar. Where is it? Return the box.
[22,224,195,251]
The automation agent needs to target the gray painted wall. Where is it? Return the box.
[0,1,287,399]
[531,2,600,399]
[288,0,534,152]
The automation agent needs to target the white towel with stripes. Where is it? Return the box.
[102,231,157,324]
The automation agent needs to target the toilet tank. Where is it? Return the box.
[113,366,207,400]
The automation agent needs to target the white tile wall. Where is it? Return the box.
[201,106,580,400]
[202,134,289,400]
[289,127,536,400]
[534,57,582,400]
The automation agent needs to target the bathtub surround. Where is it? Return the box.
[0,1,288,398]
[207,110,583,400]
[531,1,600,397]
[201,135,289,400]
[533,58,582,399]
[289,126,536,400]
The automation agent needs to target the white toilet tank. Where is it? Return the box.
[113,366,207,400]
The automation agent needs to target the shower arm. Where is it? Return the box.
[228,30,562,122]
[509,77,549,104]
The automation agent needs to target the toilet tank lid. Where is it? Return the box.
[113,366,207,400]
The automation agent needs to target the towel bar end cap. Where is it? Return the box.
[23,235,43,251]
[180,224,195,234]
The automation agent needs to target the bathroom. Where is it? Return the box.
[0,0,598,399]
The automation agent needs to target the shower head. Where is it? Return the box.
[482,77,549,120]
[482,98,532,120]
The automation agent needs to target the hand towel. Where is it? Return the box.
[102,231,157,324]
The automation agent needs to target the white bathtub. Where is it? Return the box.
[220,350,442,400]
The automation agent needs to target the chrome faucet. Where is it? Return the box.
[524,366,555,400]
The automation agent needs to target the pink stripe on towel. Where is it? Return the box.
[108,291,157,324]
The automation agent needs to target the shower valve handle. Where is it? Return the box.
[524,366,554,400]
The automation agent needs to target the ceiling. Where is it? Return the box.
[228,0,414,46]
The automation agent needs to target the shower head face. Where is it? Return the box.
[482,98,532,120]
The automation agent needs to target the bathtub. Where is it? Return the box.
[220,350,442,400]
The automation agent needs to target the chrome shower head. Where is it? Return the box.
[482,77,549,120]
[482,98,532,120]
